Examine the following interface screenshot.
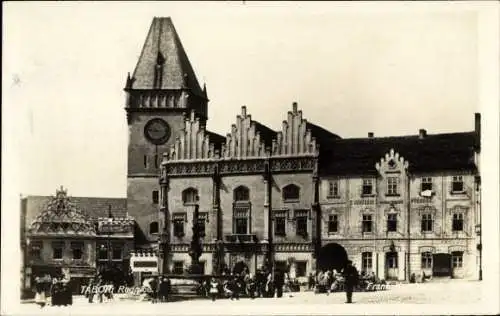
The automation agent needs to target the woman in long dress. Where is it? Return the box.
[34,277,46,308]
[50,278,59,306]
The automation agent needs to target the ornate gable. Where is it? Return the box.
[375,148,409,174]
[272,102,318,157]
[221,106,271,159]
[29,186,96,237]
[167,111,219,161]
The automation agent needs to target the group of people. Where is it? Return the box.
[145,276,172,303]
[86,275,117,303]
[33,275,73,308]
[307,261,360,303]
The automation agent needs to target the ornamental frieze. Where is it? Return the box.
[165,162,216,176]
[352,199,376,206]
[274,243,312,252]
[271,158,315,172]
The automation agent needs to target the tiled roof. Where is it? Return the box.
[129,17,204,96]
[319,131,478,175]
[253,121,278,149]
[206,130,226,153]
[306,122,341,144]
[22,195,127,230]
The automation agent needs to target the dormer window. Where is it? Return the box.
[452,176,464,193]
[387,159,396,169]
[328,180,339,197]
[362,179,373,196]
[387,177,399,196]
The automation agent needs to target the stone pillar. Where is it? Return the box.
[377,252,385,280]
[398,251,406,281]
[290,262,297,279]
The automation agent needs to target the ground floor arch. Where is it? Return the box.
[317,243,349,272]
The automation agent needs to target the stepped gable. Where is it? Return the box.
[272,102,336,157]
[221,106,277,159]
[319,131,477,176]
[28,187,96,237]
[167,111,224,161]
[128,17,203,96]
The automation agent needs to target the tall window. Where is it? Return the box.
[275,213,286,236]
[112,247,122,260]
[328,215,338,233]
[362,179,373,195]
[452,176,464,193]
[143,155,148,169]
[71,242,83,260]
[283,184,300,201]
[52,242,63,260]
[152,190,159,204]
[451,251,463,268]
[421,177,433,191]
[198,213,207,237]
[173,261,184,275]
[387,177,398,195]
[173,214,185,237]
[98,245,108,260]
[182,188,198,205]
[328,180,339,197]
[362,252,373,273]
[295,211,308,236]
[234,186,250,201]
[387,213,397,232]
[149,221,159,234]
[29,241,43,259]
[421,252,433,269]
[452,213,464,231]
[421,214,433,232]
[362,214,373,233]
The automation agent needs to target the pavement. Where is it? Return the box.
[10,280,492,315]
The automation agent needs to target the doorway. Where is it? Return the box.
[232,261,249,275]
[385,252,398,280]
[432,253,451,277]
[317,243,349,272]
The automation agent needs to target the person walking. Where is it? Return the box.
[149,276,159,304]
[341,260,359,304]
[34,277,46,308]
[209,277,219,302]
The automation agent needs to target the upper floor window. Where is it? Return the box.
[452,176,464,193]
[52,242,63,260]
[328,215,338,233]
[295,210,308,237]
[452,213,464,231]
[421,214,433,232]
[143,155,148,169]
[29,241,43,259]
[275,212,287,236]
[387,177,398,196]
[198,213,207,237]
[173,261,184,275]
[71,241,83,260]
[149,221,159,234]
[182,188,198,205]
[421,177,433,192]
[283,184,300,201]
[387,213,397,232]
[328,180,339,197]
[173,214,186,237]
[362,214,373,233]
[234,186,250,202]
[112,247,122,260]
[233,208,249,235]
[98,244,108,260]
[152,190,159,204]
[362,179,373,195]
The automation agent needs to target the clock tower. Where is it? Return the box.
[124,17,208,248]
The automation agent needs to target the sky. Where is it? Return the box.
[1,2,489,198]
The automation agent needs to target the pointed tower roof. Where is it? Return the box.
[130,17,204,96]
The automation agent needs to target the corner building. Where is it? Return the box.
[126,17,482,281]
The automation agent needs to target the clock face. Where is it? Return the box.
[144,118,171,145]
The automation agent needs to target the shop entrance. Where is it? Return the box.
[432,253,451,277]
[317,243,349,272]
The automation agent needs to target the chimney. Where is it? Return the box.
[419,129,427,139]
[368,132,374,138]
[475,113,481,136]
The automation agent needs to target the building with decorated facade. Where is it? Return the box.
[124,17,482,282]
